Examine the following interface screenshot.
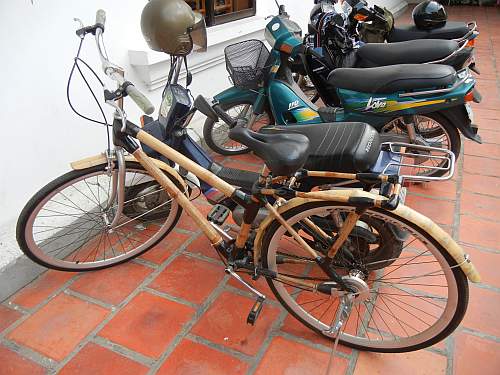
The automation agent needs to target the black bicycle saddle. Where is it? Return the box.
[229,126,310,176]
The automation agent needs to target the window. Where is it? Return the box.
[185,0,256,26]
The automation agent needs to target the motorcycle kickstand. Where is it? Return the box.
[225,266,266,325]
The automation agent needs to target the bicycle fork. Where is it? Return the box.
[102,147,126,230]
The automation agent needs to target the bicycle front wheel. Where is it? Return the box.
[261,201,468,352]
[16,162,183,271]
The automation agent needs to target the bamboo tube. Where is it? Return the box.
[137,129,236,197]
[133,149,223,246]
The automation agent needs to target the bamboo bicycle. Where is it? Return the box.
[16,10,480,353]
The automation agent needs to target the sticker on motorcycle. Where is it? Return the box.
[288,100,300,110]
[364,97,387,111]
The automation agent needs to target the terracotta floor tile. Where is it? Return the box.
[255,336,348,375]
[462,286,500,338]
[221,160,262,173]
[184,233,222,261]
[407,179,457,200]
[139,231,191,265]
[230,153,264,166]
[0,345,46,375]
[7,294,109,361]
[464,140,500,159]
[475,117,500,132]
[479,129,500,145]
[404,195,455,225]
[459,215,500,250]
[463,155,498,177]
[462,173,500,197]
[0,305,22,333]
[460,192,500,221]
[191,291,280,356]
[177,202,212,232]
[157,339,249,375]
[59,343,148,375]
[98,291,194,359]
[475,108,500,122]
[149,255,224,304]
[453,332,500,375]
[70,262,153,305]
[11,270,75,309]
[461,245,500,289]
[354,349,447,375]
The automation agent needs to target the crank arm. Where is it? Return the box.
[225,266,266,300]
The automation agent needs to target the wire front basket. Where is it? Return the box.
[224,39,270,90]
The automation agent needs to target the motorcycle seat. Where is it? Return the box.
[261,122,380,173]
[229,126,310,177]
[357,39,459,68]
[387,21,470,43]
[328,64,456,94]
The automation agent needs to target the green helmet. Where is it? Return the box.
[141,0,207,56]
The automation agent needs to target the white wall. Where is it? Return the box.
[0,1,149,261]
[0,0,405,263]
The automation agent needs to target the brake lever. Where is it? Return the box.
[74,18,85,29]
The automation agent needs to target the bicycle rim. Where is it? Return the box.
[263,202,466,351]
[21,166,180,270]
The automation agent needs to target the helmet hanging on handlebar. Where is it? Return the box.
[141,0,207,56]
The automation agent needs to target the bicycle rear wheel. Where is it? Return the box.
[261,201,468,352]
[16,162,183,271]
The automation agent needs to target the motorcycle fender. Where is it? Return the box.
[439,105,482,144]
[254,191,480,283]
[214,86,259,106]
[70,153,187,192]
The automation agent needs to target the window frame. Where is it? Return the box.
[187,0,257,27]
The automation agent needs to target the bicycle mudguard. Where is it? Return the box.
[254,190,480,283]
[70,153,187,191]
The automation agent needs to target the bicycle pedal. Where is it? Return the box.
[207,204,230,225]
[247,296,265,326]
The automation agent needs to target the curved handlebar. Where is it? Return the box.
[124,84,155,115]
[212,104,238,128]
[84,9,155,115]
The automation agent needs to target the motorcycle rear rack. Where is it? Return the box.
[381,142,456,182]
[398,68,471,98]
[454,21,478,43]
[424,36,470,65]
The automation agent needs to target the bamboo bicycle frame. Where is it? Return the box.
[118,126,480,285]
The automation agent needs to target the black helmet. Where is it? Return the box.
[412,0,447,30]
[141,0,207,56]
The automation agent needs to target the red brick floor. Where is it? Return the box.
[1,5,500,374]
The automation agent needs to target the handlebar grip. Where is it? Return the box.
[212,104,237,128]
[96,9,106,27]
[124,84,155,115]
